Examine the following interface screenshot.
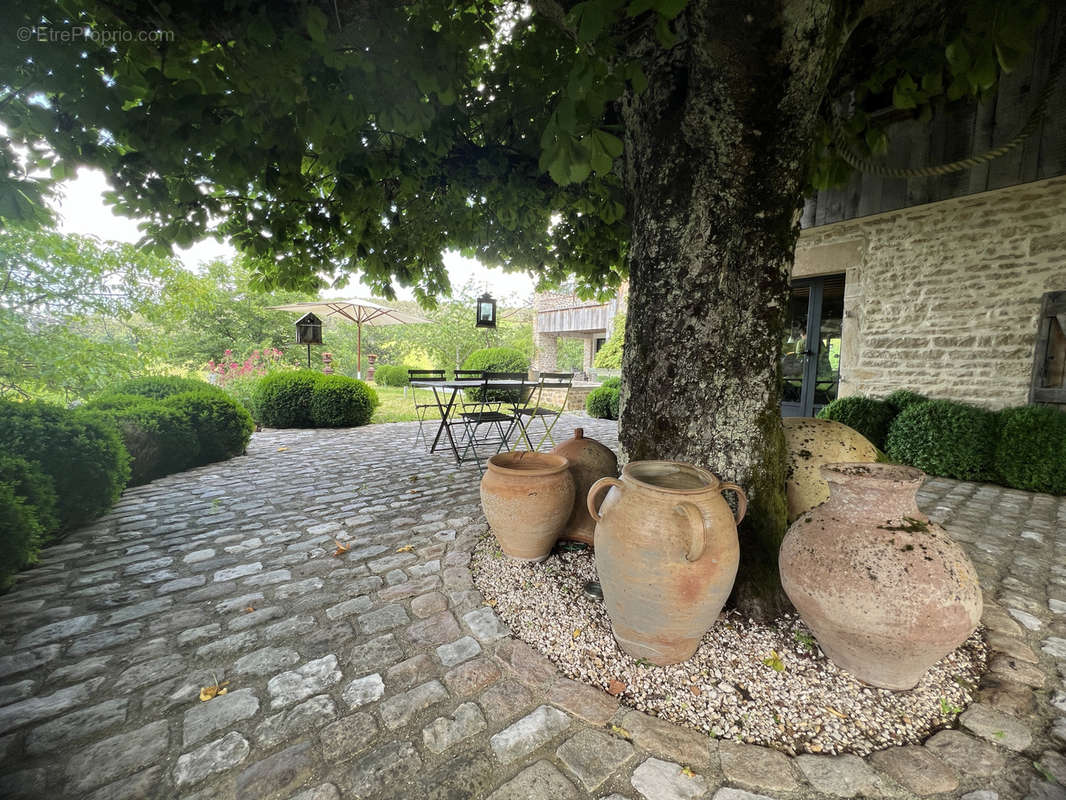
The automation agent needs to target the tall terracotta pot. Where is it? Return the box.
[481,452,574,562]
[588,461,746,666]
[779,463,982,690]
[551,428,618,547]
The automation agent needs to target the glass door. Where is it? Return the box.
[781,275,844,417]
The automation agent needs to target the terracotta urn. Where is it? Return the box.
[783,417,879,522]
[551,428,618,547]
[779,463,982,690]
[480,452,575,562]
[588,461,746,665]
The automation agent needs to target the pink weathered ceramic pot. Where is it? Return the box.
[779,462,982,690]
[589,460,745,666]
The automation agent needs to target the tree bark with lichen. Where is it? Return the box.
[618,0,851,621]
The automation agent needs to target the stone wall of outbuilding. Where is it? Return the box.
[795,175,1066,410]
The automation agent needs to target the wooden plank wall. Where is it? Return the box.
[801,8,1066,229]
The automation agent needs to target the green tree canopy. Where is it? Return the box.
[0,226,171,399]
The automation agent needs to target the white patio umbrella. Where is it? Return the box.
[267,299,431,377]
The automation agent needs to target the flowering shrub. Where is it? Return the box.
[207,348,288,386]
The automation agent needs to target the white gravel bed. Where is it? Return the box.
[471,533,987,756]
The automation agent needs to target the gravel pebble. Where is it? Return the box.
[471,535,986,756]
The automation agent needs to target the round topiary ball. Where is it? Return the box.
[310,374,378,427]
[815,396,896,449]
[115,375,223,400]
[995,405,1066,495]
[585,386,619,420]
[252,371,320,428]
[885,400,997,482]
[163,391,254,464]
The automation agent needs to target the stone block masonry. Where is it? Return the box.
[796,175,1066,409]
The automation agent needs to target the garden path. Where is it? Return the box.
[0,416,1064,800]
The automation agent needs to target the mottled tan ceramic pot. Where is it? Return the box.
[783,417,879,522]
[779,463,982,690]
[551,428,618,547]
[481,452,575,562]
[588,461,746,666]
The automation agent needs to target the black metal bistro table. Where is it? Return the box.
[409,379,533,464]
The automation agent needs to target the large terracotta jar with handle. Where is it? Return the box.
[588,461,746,666]
[551,428,618,547]
[481,452,574,562]
[779,463,982,690]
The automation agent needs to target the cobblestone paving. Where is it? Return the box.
[0,416,1064,800]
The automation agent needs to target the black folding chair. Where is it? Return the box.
[458,372,530,471]
[408,369,446,450]
[512,372,573,451]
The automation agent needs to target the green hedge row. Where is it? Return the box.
[0,376,255,591]
[818,392,1066,494]
[373,365,410,387]
[252,370,379,428]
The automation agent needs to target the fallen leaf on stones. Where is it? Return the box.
[572,629,582,638]
[606,679,626,696]
[810,743,823,752]
[680,767,696,778]
[244,605,255,613]
[762,650,785,672]
[199,681,229,701]
[824,706,846,719]
[333,539,350,557]
[396,544,414,553]
[608,723,631,740]
[277,446,288,451]
[690,685,701,696]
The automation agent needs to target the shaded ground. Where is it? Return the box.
[0,416,1063,800]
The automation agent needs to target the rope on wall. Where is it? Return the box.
[832,45,1065,179]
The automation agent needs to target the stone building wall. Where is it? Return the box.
[795,175,1066,409]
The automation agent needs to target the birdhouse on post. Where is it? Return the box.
[476,293,497,329]
[295,313,323,344]
[295,312,323,368]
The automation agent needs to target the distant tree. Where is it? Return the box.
[138,257,312,369]
[0,226,172,400]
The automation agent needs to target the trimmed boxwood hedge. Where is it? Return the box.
[995,405,1066,495]
[87,395,200,485]
[253,371,319,427]
[885,399,998,482]
[115,375,223,400]
[310,374,379,427]
[586,386,620,420]
[163,391,254,464]
[253,371,378,429]
[0,455,59,590]
[373,365,410,387]
[884,389,928,413]
[600,377,622,390]
[816,396,896,449]
[0,400,129,531]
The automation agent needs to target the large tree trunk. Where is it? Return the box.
[619,1,850,620]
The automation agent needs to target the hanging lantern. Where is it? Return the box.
[295,312,323,345]
[476,293,497,328]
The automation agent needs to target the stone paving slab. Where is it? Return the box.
[0,415,1063,799]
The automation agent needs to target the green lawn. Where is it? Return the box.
[370,384,421,423]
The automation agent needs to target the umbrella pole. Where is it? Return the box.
[357,322,362,379]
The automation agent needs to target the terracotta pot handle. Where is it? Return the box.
[674,501,707,562]
[720,482,748,525]
[587,477,623,523]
